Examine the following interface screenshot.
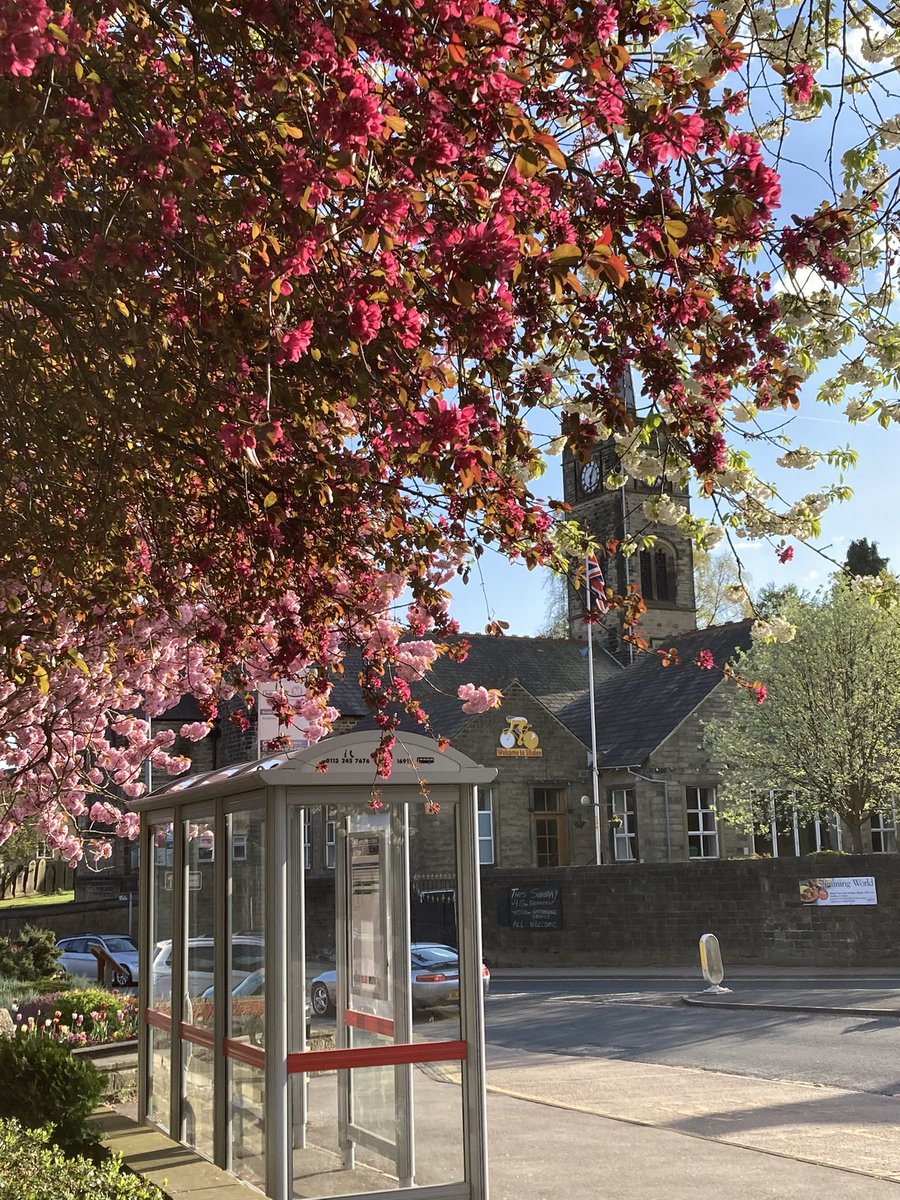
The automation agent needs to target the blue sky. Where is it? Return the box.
[446,406,900,636]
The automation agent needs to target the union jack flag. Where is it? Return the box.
[586,555,608,614]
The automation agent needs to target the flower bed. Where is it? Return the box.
[10,988,137,1047]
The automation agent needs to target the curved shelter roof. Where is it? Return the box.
[133,729,496,809]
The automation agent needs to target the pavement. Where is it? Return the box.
[486,967,900,1195]
[103,970,900,1200]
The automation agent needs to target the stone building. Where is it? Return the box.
[561,372,698,657]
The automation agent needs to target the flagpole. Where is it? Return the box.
[585,559,603,867]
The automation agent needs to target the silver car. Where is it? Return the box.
[309,942,490,1017]
[56,934,139,987]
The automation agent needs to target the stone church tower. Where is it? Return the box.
[562,373,697,658]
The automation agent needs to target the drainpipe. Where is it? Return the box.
[626,768,671,862]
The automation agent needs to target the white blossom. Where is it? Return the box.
[751,616,797,644]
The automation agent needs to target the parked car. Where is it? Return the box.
[199,970,310,1044]
[150,935,264,1000]
[309,942,490,1017]
[56,935,139,987]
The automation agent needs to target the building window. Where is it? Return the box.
[532,788,567,867]
[477,788,495,866]
[608,788,638,862]
[232,834,248,862]
[751,790,797,858]
[35,841,52,861]
[303,808,311,871]
[871,807,897,853]
[325,808,336,869]
[686,786,719,859]
[639,545,676,603]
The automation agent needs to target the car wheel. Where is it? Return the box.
[310,982,333,1017]
[112,967,133,987]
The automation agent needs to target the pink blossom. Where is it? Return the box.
[349,299,382,344]
[457,683,503,714]
[786,64,815,105]
[394,640,439,682]
[0,1,53,77]
[641,112,705,167]
[695,650,715,670]
[179,721,211,741]
[278,319,313,362]
[754,684,767,705]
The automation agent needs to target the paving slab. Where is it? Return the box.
[485,1052,900,1182]
[486,1088,900,1200]
[95,1108,258,1199]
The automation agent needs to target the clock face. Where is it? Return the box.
[581,461,600,493]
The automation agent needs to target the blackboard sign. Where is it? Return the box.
[508,885,563,930]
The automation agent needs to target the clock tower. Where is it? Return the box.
[562,374,697,656]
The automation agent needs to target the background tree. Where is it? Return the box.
[694,550,754,628]
[536,573,570,638]
[845,538,890,578]
[705,585,900,853]
[754,582,807,618]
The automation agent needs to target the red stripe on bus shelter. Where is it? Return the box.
[145,1008,172,1031]
[345,1009,395,1038]
[223,1037,266,1069]
[286,1039,468,1075]
[180,1021,215,1049]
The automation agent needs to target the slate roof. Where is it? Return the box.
[345,632,613,738]
[556,620,754,768]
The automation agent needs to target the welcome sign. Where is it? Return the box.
[799,876,877,906]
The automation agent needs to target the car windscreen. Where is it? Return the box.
[103,937,138,954]
[411,946,458,966]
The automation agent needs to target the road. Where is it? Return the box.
[485,976,900,1095]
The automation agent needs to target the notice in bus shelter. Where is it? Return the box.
[799,876,877,906]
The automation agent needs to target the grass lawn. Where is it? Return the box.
[0,889,74,910]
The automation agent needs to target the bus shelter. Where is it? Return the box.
[133,731,496,1200]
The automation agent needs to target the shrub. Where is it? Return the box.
[0,1119,165,1200]
[0,975,71,1012]
[0,925,60,980]
[0,1033,106,1155]
[12,987,137,1045]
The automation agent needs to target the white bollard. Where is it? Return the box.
[699,933,731,994]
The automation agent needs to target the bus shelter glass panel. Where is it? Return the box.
[227,808,266,1189]
[290,795,468,1197]
[183,817,215,1158]
[147,820,174,1132]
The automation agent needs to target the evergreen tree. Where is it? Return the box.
[845,538,889,578]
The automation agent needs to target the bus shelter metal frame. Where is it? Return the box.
[134,731,496,1200]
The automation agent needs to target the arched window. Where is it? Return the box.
[639,544,677,603]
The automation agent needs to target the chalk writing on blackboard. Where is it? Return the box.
[508,886,563,930]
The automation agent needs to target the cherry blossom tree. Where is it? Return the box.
[2,0,899,860]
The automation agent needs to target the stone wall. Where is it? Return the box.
[0,897,131,941]
[480,854,900,968]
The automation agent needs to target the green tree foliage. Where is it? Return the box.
[704,585,900,853]
[845,538,889,578]
[694,550,753,628]
[0,925,60,981]
[0,1119,164,1200]
[0,1037,106,1155]
[754,582,806,618]
[536,571,570,638]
